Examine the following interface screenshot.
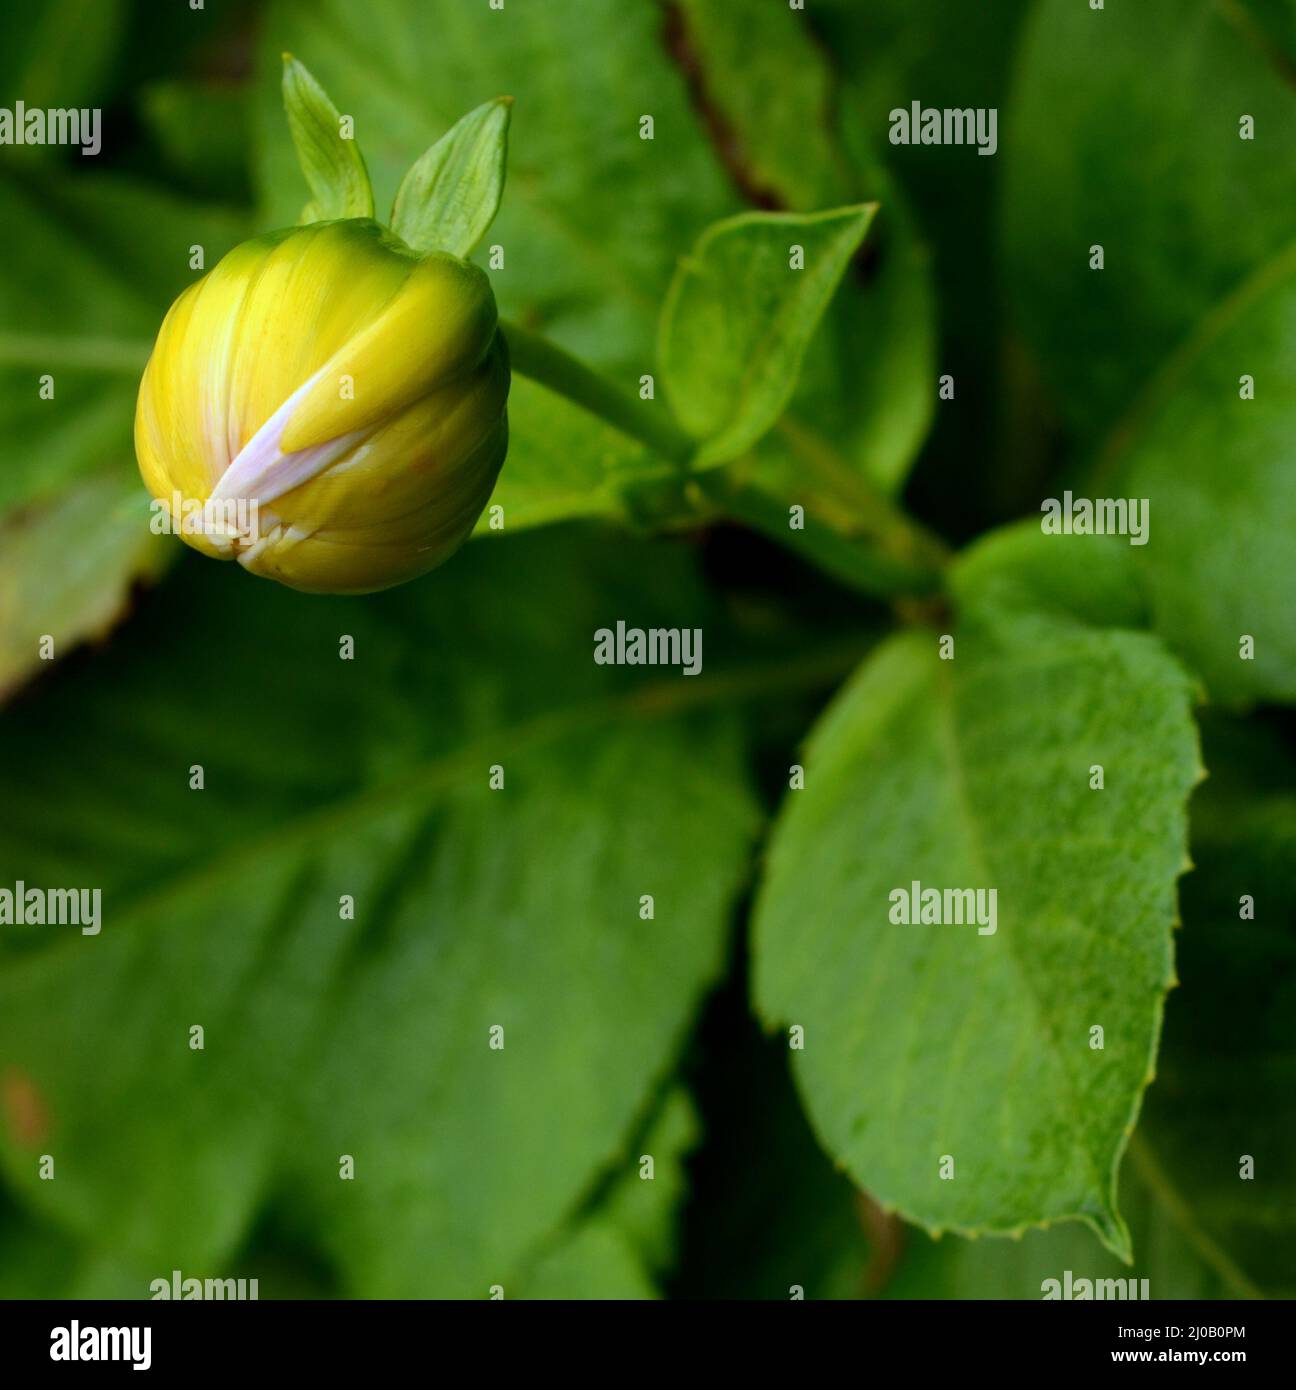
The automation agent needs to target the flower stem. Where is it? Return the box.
[501,317,951,602]
[501,318,696,466]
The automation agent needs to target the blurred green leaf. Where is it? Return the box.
[813,0,1028,336]
[595,1087,697,1279]
[0,528,759,1297]
[138,81,254,203]
[669,0,841,209]
[1003,0,1296,704]
[753,618,1202,1257]
[0,169,244,692]
[1107,260,1296,703]
[0,168,246,513]
[391,97,511,258]
[519,1088,697,1298]
[0,0,126,124]
[514,1223,658,1300]
[808,0,1030,526]
[1003,0,1296,440]
[660,206,876,467]
[1231,0,1296,63]
[0,1186,80,1298]
[0,474,170,700]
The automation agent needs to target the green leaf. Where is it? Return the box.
[138,81,253,203]
[514,1224,658,1300]
[1001,0,1296,706]
[595,1087,698,1280]
[1231,0,1296,64]
[1003,0,1296,440]
[777,184,934,498]
[0,475,171,701]
[669,0,843,210]
[631,5,940,595]
[952,519,1150,632]
[0,529,759,1297]
[519,1088,697,1299]
[814,0,1028,345]
[391,97,511,257]
[1002,0,1296,702]
[895,724,1295,1299]
[667,0,936,498]
[0,0,126,130]
[0,168,246,515]
[752,618,1202,1257]
[1001,0,1296,695]
[0,1187,151,1299]
[1108,257,1296,703]
[0,169,245,694]
[281,53,374,221]
[809,1,1030,523]
[0,1189,76,1299]
[659,206,876,467]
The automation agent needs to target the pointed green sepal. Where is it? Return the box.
[282,53,374,221]
[391,97,512,257]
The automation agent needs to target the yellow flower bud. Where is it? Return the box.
[135,219,508,594]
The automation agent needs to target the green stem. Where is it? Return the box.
[501,318,951,602]
[773,415,952,571]
[695,466,946,600]
[501,318,696,466]
[695,417,952,600]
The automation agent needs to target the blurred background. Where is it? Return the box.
[0,0,1291,1299]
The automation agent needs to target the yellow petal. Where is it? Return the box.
[279,251,497,453]
[271,334,509,535]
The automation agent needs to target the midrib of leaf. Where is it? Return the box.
[7,640,865,978]
[1091,234,1296,487]
[932,658,1118,1240]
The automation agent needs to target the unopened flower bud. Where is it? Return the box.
[135,219,508,593]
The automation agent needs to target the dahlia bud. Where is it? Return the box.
[135,218,509,594]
